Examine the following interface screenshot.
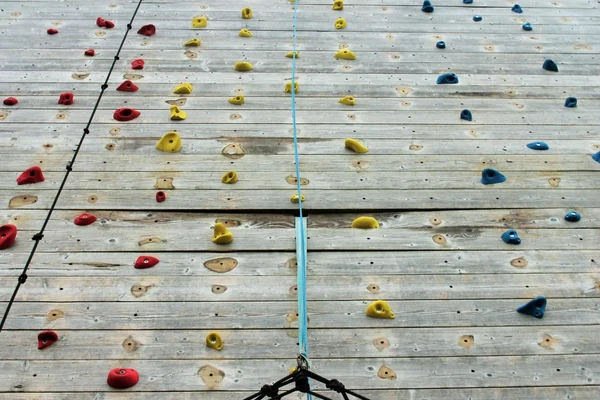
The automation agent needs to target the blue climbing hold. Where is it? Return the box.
[460,109,472,121]
[526,141,549,151]
[473,15,483,22]
[481,168,506,185]
[436,41,446,49]
[463,0,473,3]
[522,22,533,31]
[421,0,434,13]
[436,73,459,84]
[501,229,521,245]
[592,151,600,163]
[543,59,559,72]
[517,296,547,319]
[511,4,523,13]
[564,97,577,108]
[564,211,581,222]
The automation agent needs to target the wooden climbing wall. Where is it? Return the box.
[1,0,600,398]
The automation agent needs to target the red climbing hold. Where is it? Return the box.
[84,49,95,56]
[107,368,139,389]
[104,20,115,29]
[137,24,156,36]
[3,97,18,106]
[74,213,97,226]
[156,191,166,203]
[0,224,17,250]
[96,17,105,27]
[38,330,59,350]
[113,108,141,121]
[58,92,74,105]
[17,166,45,185]
[116,80,139,92]
[134,255,160,269]
[131,59,145,70]
[47,28,58,35]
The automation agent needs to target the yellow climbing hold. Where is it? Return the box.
[291,194,305,203]
[228,95,245,105]
[334,17,347,29]
[192,15,208,28]
[156,131,182,153]
[285,81,299,93]
[170,105,187,121]
[206,332,224,351]
[234,61,254,72]
[366,300,395,319]
[334,49,356,60]
[212,223,233,244]
[333,0,344,10]
[221,171,238,184]
[339,96,356,106]
[184,38,201,47]
[241,8,253,19]
[351,216,379,229]
[286,51,300,58]
[239,28,252,37]
[345,138,369,154]
[173,82,193,94]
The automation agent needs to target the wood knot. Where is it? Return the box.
[131,284,151,297]
[432,234,447,245]
[138,237,166,246]
[230,114,242,120]
[95,31,106,37]
[221,143,246,159]
[155,177,174,190]
[215,219,240,227]
[286,258,298,270]
[429,217,442,226]
[166,98,187,106]
[47,309,65,321]
[548,177,561,187]
[373,337,390,351]
[87,195,98,203]
[10,195,39,208]
[105,143,116,151]
[71,72,90,80]
[538,334,559,349]
[285,175,309,185]
[204,257,238,273]
[110,128,120,135]
[377,366,397,380]
[0,112,8,121]
[211,284,227,294]
[199,365,225,389]
[510,257,528,268]
[409,144,423,151]
[458,335,474,349]
[56,113,67,120]
[123,73,144,80]
[347,114,356,120]
[396,87,413,96]
[289,285,298,295]
[122,336,140,353]
[367,284,380,294]
[185,51,198,60]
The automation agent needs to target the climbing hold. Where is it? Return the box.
[436,41,446,49]
[173,82,193,94]
[192,16,208,28]
[481,168,506,185]
[103,20,115,29]
[421,0,434,13]
[526,141,549,150]
[74,213,97,226]
[58,92,74,105]
[47,28,58,35]
[170,105,187,121]
[212,223,233,244]
[0,224,17,250]
[332,0,344,10]
[234,61,254,72]
[286,51,300,58]
[239,28,252,37]
[116,80,139,92]
[366,300,395,319]
[84,49,95,56]
[436,73,459,84]
[137,24,156,36]
[543,59,559,72]
[285,81,299,93]
[113,108,141,121]
[522,23,533,31]
[156,132,182,153]
[339,96,356,106]
[564,211,581,222]
[345,138,369,153]
[107,368,139,389]
[593,151,600,163]
[501,229,521,245]
[184,38,201,47]
[564,97,577,108]
[206,332,224,350]
[221,171,238,184]
[131,59,145,70]
[38,330,59,350]
[17,166,45,185]
[228,95,245,105]
[517,296,546,319]
[351,216,379,229]
[134,255,160,269]
[460,109,472,121]
[463,0,473,3]
[335,17,347,29]
[334,49,356,60]
[96,17,105,27]
[242,8,252,19]
[473,15,483,22]
[3,97,18,106]
[291,194,305,203]
[156,191,166,203]
[511,4,523,13]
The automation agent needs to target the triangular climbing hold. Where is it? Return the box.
[170,105,187,121]
[285,81,299,93]
[526,141,549,150]
[206,332,224,350]
[334,49,356,60]
[511,4,523,13]
[3,97,18,106]
[38,330,59,350]
[184,38,201,47]
[286,51,300,58]
[481,168,506,185]
[437,73,459,84]
[131,59,145,70]
[564,211,581,222]
[460,109,472,121]
[156,191,166,203]
[137,24,156,36]
[192,16,208,28]
[351,216,379,229]
[47,28,58,35]
[421,0,434,13]
[221,171,238,184]
[522,23,533,31]
[134,255,160,269]
[335,18,347,29]
[517,296,546,319]
[345,138,369,153]
[291,194,305,203]
[84,49,95,56]
[0,224,17,250]
[242,8,253,19]
[366,300,395,319]
[74,213,97,226]
[339,96,356,106]
[17,166,45,185]
[239,28,252,37]
[436,41,446,49]
[543,59,558,72]
[113,108,141,121]
[107,368,139,389]
[332,0,344,10]
[212,223,233,244]
[592,151,600,163]
[473,15,483,22]
[156,132,182,153]
[501,229,521,245]
[564,97,577,108]
[234,61,253,72]
[173,82,193,94]
[116,80,139,92]
[228,95,245,105]
[58,92,74,105]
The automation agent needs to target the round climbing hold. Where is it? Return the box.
[184,38,201,47]
[241,8,253,19]
[511,4,523,14]
[501,229,521,245]
[206,332,224,350]
[234,61,254,72]
[291,194,305,203]
[134,255,160,269]
[285,81,299,93]
[517,296,546,319]
[345,138,369,153]
[366,300,395,319]
[192,16,207,28]
[3,97,18,106]
[473,15,483,22]
[542,59,559,72]
[58,92,74,105]
[592,151,600,163]
[460,109,472,121]
[113,108,141,122]
[339,96,356,106]
[212,223,233,244]
[131,59,145,70]
[170,105,187,121]
[173,82,193,94]
[334,17,347,29]
[351,216,379,229]
[421,0,434,13]
[156,131,182,153]
[137,24,156,36]
[436,41,446,49]
[74,213,97,226]
[0,224,18,250]
[47,28,58,35]
[107,368,139,389]
[103,20,115,29]
[437,73,459,84]
[564,97,577,108]
[221,171,238,184]
[37,330,59,350]
[332,0,344,10]
[116,80,139,92]
[286,51,300,58]
[17,166,45,185]
[522,22,533,31]
[84,49,95,56]
[564,211,581,223]
[96,17,106,27]
[526,141,549,151]
[481,168,506,185]
[463,0,473,3]
[239,28,252,37]
[156,191,166,203]
[228,95,245,105]
[334,49,356,60]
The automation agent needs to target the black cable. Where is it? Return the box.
[0,0,145,332]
